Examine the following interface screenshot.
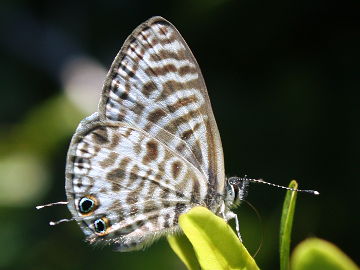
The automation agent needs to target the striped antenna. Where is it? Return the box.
[239,177,320,195]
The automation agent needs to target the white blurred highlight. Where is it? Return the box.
[0,153,49,207]
[62,56,107,114]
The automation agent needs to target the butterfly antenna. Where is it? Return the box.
[240,176,320,195]
[36,201,68,210]
[49,218,75,226]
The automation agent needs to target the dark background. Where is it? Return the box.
[0,0,358,269]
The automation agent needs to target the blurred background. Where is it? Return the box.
[0,0,358,269]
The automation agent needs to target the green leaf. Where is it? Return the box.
[291,238,359,270]
[279,180,298,270]
[171,206,259,270]
[167,233,201,270]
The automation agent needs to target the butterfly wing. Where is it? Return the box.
[98,17,225,195]
[66,17,225,251]
[65,115,207,250]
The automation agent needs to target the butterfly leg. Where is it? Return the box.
[234,213,242,242]
[226,211,243,242]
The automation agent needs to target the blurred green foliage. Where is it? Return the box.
[0,0,358,269]
[291,238,359,270]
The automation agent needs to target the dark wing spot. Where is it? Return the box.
[162,201,171,208]
[107,169,125,192]
[143,81,157,98]
[121,92,129,100]
[176,142,186,153]
[148,64,177,76]
[120,63,136,78]
[149,49,187,62]
[76,178,83,188]
[107,169,124,181]
[143,202,159,214]
[123,128,132,138]
[92,127,109,145]
[78,196,98,214]
[171,161,182,179]
[126,190,138,205]
[162,79,199,95]
[168,95,197,113]
[128,165,139,186]
[143,140,159,163]
[160,187,171,199]
[181,129,194,140]
[179,65,197,76]
[99,152,119,169]
[136,220,145,227]
[109,133,121,149]
[193,140,203,167]
[132,103,145,115]
[107,158,131,191]
[176,191,185,198]
[129,42,144,60]
[148,109,167,123]
[182,122,201,141]
[190,177,200,203]
[75,157,86,170]
[159,25,168,35]
[94,217,111,235]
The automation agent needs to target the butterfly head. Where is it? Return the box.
[225,177,249,207]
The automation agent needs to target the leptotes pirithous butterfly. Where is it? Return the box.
[62,16,318,251]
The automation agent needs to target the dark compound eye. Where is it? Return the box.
[78,196,96,214]
[94,218,109,234]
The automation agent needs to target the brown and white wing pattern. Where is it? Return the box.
[66,116,208,250]
[65,17,225,251]
[99,17,225,195]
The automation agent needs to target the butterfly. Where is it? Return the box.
[39,16,318,252]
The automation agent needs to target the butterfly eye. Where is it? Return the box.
[94,218,110,235]
[78,196,97,214]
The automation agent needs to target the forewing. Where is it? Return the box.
[99,16,225,193]
[65,115,207,250]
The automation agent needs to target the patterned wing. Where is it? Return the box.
[65,114,208,251]
[98,17,225,195]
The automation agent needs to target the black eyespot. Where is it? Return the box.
[78,197,95,214]
[94,218,108,234]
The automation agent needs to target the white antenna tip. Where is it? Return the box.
[314,191,320,195]
[36,201,68,210]
[49,221,56,226]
